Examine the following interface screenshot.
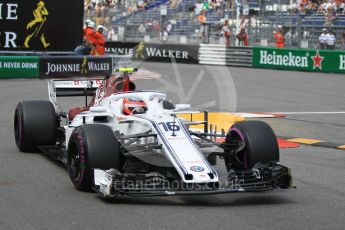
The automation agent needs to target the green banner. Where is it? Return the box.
[253,47,345,73]
[0,56,39,78]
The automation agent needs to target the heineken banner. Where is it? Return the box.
[0,56,39,78]
[105,42,199,64]
[40,56,112,78]
[0,0,83,52]
[253,47,345,73]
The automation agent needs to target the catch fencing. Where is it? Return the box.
[85,0,345,50]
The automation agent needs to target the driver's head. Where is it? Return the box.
[122,98,147,115]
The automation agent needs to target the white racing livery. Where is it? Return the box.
[14,68,293,198]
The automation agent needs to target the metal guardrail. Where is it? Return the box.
[0,51,75,56]
[199,44,252,66]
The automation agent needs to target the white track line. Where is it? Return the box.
[269,112,345,115]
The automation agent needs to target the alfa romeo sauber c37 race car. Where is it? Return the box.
[14,68,292,198]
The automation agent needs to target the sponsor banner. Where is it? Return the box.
[105,42,199,64]
[0,56,39,78]
[53,80,102,88]
[253,47,345,73]
[40,56,112,78]
[0,0,83,51]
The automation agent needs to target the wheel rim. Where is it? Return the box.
[14,109,23,147]
[69,144,84,184]
[230,127,248,170]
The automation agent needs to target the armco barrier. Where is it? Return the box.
[199,44,252,67]
[0,56,39,78]
[253,46,345,73]
[2,46,344,79]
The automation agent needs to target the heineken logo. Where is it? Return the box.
[254,47,345,73]
[311,51,324,70]
[339,55,345,70]
[259,50,327,70]
[259,51,308,67]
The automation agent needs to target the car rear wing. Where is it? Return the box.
[48,79,103,112]
[48,79,102,97]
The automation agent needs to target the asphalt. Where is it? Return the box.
[1,63,345,230]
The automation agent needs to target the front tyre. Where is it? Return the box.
[226,120,279,169]
[67,124,123,192]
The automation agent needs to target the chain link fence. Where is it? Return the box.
[84,0,345,49]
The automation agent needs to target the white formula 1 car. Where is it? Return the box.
[14,68,292,197]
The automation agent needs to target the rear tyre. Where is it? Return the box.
[67,124,123,192]
[14,100,57,152]
[226,120,279,169]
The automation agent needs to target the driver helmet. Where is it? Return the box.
[122,98,147,115]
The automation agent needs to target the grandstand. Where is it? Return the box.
[85,0,345,49]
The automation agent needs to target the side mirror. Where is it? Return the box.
[173,104,191,111]
[90,106,107,112]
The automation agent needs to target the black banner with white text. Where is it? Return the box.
[40,56,112,78]
[105,42,199,64]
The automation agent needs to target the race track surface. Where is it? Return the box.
[1,63,345,230]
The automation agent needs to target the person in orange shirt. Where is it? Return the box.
[274,25,285,48]
[83,21,98,55]
[198,10,207,39]
[83,19,92,36]
[84,21,96,43]
[93,25,106,55]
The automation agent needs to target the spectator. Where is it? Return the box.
[194,1,202,16]
[163,21,173,41]
[289,2,299,14]
[202,0,209,11]
[106,26,115,41]
[192,1,203,23]
[74,39,92,56]
[170,0,180,8]
[222,20,231,46]
[324,4,337,26]
[341,31,345,49]
[236,27,249,46]
[319,28,328,49]
[318,0,335,13]
[152,20,161,36]
[274,25,285,48]
[198,10,207,40]
[138,24,146,34]
[326,29,336,49]
[137,0,146,10]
